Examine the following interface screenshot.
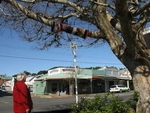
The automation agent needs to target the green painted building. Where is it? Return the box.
[34,67,132,95]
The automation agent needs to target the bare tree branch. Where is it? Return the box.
[35,0,84,12]
[133,1,150,16]
[92,0,115,11]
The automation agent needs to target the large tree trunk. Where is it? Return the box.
[132,65,150,113]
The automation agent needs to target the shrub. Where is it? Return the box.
[131,91,139,102]
[71,93,133,113]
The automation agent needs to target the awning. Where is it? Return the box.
[35,73,92,81]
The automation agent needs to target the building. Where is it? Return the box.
[0,75,12,91]
[34,67,132,95]
[97,67,132,91]
[0,75,11,86]
[25,76,37,92]
[34,67,93,95]
[0,75,12,86]
[11,75,37,92]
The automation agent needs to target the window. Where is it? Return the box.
[52,83,57,92]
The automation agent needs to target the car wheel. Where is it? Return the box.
[120,90,122,93]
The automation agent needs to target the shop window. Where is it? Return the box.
[52,83,57,92]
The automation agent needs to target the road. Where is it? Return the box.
[0,91,134,113]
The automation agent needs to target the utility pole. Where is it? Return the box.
[70,42,78,104]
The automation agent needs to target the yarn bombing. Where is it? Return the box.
[52,22,89,39]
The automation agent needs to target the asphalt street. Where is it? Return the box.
[0,91,134,113]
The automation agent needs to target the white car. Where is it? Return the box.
[110,85,130,93]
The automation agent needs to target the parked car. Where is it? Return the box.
[110,85,130,93]
[0,87,7,92]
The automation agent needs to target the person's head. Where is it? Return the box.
[16,72,26,82]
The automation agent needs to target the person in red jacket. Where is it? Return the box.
[13,72,33,113]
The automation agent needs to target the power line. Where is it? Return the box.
[0,44,118,61]
[0,54,71,62]
[0,54,123,66]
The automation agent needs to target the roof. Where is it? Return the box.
[26,76,36,82]
[25,76,37,85]
[35,73,92,81]
[34,68,132,81]
[99,76,118,80]
[0,76,12,80]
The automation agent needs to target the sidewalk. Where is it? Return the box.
[31,92,107,99]
[33,94,74,98]
[31,90,134,99]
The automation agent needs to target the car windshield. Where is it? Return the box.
[118,85,126,87]
[110,85,116,88]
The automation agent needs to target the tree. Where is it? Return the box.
[23,71,31,75]
[0,0,150,113]
[37,70,48,75]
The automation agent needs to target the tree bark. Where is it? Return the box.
[132,65,150,113]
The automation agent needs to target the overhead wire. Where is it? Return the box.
[0,54,123,66]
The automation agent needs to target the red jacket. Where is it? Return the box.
[13,81,33,112]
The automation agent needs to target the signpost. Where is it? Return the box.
[70,42,78,104]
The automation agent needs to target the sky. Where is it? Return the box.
[0,4,150,78]
[0,29,125,77]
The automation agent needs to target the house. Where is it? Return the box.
[2,80,12,91]
[0,75,12,91]
[33,67,132,95]
[11,76,37,92]
[0,75,12,86]
[25,76,37,92]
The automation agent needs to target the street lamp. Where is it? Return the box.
[70,42,78,104]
